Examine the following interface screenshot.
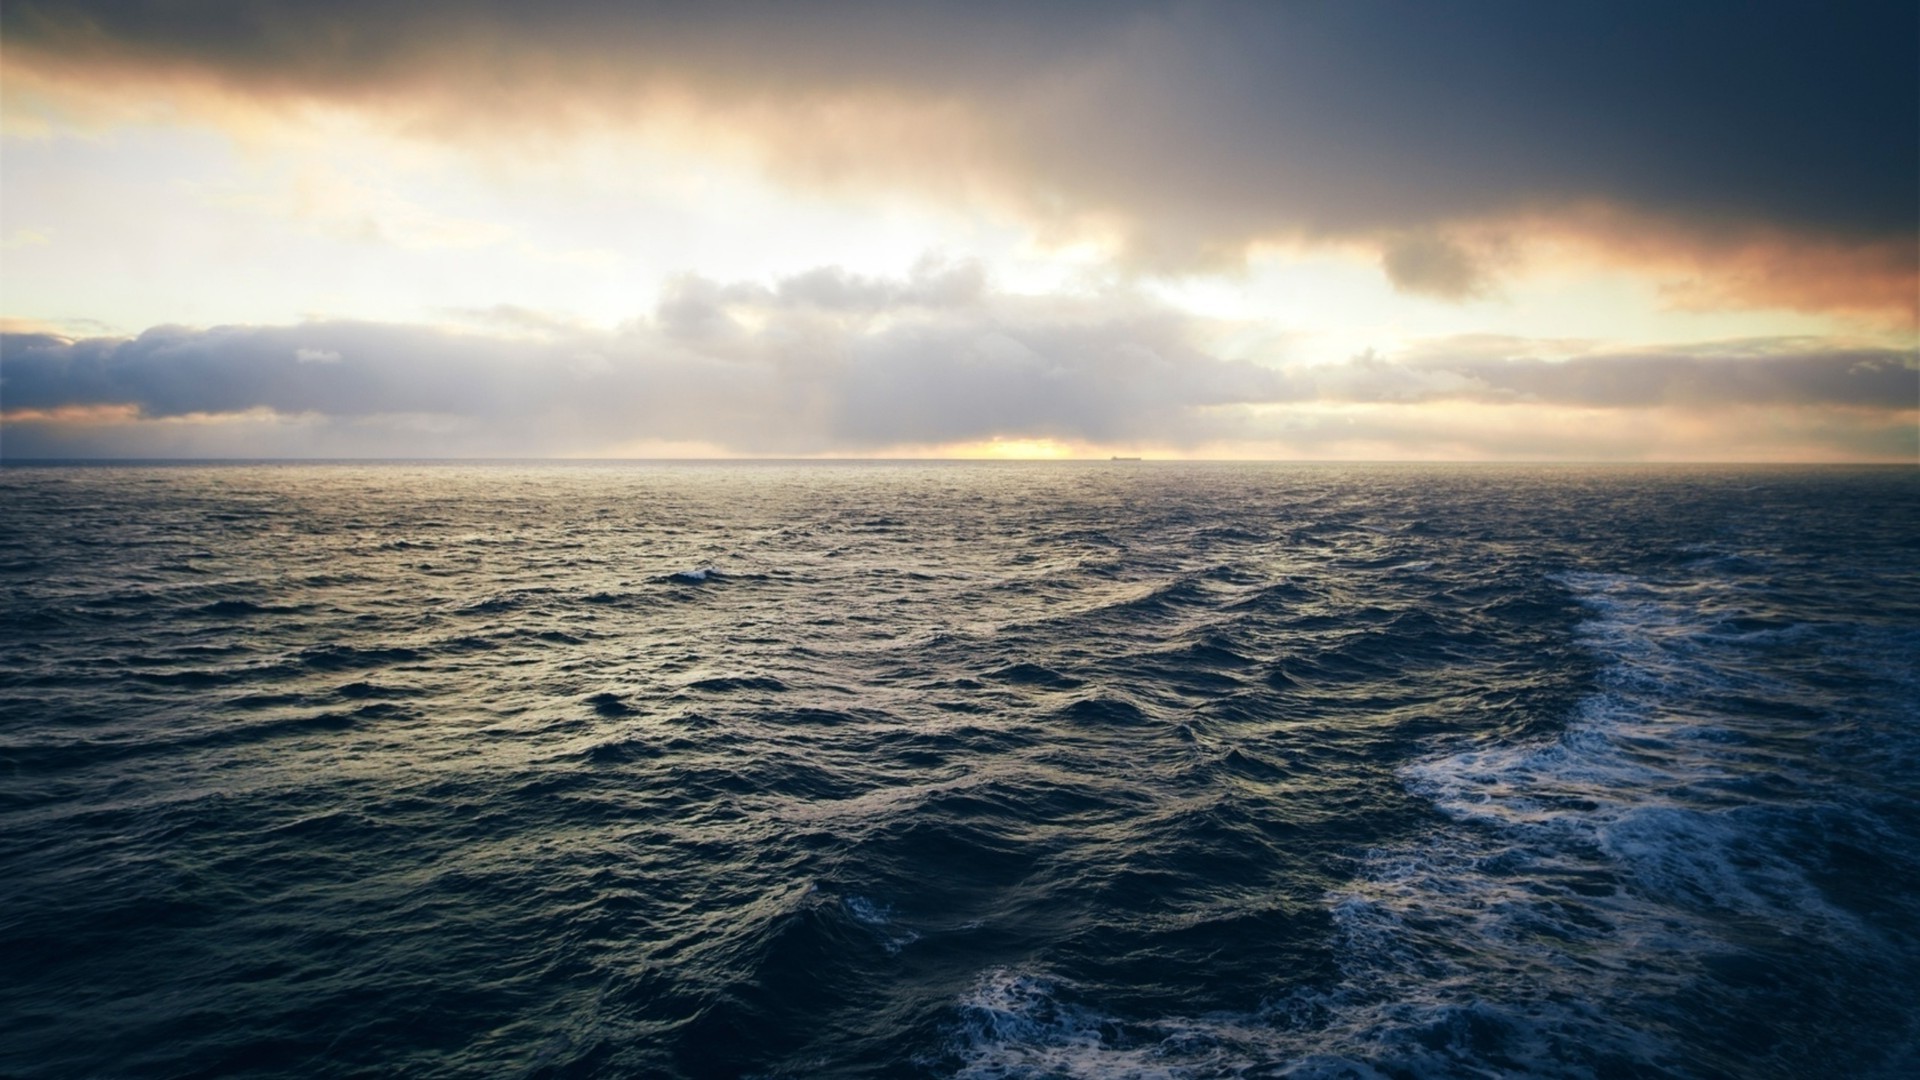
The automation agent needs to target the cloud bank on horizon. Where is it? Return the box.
[1,0,1915,459]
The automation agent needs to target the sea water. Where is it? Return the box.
[1,462,1915,1078]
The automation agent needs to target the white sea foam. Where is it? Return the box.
[844,894,890,926]
[949,969,1191,1080]
[945,963,1653,1080]
[843,895,921,954]
[1399,571,1862,932]
[951,567,1896,1078]
[1325,568,1882,1072]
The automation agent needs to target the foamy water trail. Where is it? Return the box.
[944,561,1920,1079]
[1319,567,1920,1078]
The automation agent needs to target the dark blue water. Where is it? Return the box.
[2,462,1916,1078]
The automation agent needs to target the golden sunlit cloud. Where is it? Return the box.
[0,402,143,424]
[1527,205,1919,330]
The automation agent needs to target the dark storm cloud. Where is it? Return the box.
[6,0,1913,270]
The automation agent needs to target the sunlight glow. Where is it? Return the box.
[947,437,1081,460]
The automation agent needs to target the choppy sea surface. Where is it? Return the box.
[2,461,1917,1079]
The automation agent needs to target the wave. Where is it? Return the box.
[196,599,313,617]
[1324,568,1919,1078]
[686,674,788,693]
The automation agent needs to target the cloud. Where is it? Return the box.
[1380,232,1499,301]
[652,258,988,345]
[1307,337,1918,410]
[1523,204,1920,325]
[5,1,1912,297]
[2,265,1912,460]
[0,264,1289,455]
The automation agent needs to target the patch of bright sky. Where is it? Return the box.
[0,116,1020,334]
[1153,246,1858,369]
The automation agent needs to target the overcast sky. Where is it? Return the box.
[2,0,1914,459]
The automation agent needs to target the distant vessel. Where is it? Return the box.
[1110,456,1142,461]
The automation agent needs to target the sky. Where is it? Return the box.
[1,0,1914,460]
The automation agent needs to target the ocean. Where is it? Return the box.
[1,461,1915,1079]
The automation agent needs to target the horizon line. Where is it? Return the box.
[3,456,1914,467]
